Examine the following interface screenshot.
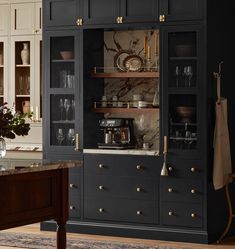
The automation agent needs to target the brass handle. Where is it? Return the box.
[168,211,173,216]
[136,165,142,170]
[116,16,120,23]
[35,29,39,33]
[191,167,196,172]
[76,18,83,26]
[119,16,123,23]
[168,166,173,172]
[159,14,166,22]
[191,213,196,218]
[98,164,104,168]
[168,188,173,193]
[98,185,104,190]
[191,189,196,194]
[69,183,76,188]
[75,133,79,151]
[69,205,75,210]
[98,208,104,213]
[136,210,142,215]
[136,187,142,192]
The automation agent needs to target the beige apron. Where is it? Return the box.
[213,75,232,190]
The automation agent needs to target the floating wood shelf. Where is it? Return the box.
[91,71,159,78]
[51,59,75,63]
[92,107,159,114]
[16,64,31,67]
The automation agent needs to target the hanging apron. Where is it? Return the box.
[213,75,232,190]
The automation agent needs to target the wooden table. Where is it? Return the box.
[0,161,81,249]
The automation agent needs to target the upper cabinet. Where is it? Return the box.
[10,1,42,35]
[43,0,81,28]
[0,3,10,36]
[159,0,203,22]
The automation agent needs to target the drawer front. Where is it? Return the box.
[84,198,157,224]
[167,159,204,178]
[69,167,81,196]
[162,202,203,228]
[161,178,203,203]
[84,154,160,177]
[69,196,80,219]
[84,175,156,200]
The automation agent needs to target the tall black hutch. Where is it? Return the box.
[41,0,235,243]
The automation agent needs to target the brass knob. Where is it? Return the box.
[191,167,196,172]
[98,164,103,168]
[116,16,120,23]
[159,14,166,22]
[136,165,142,170]
[168,188,173,193]
[76,18,83,26]
[191,189,196,194]
[168,211,173,216]
[98,208,104,213]
[35,29,39,33]
[136,210,142,215]
[136,187,142,192]
[69,183,76,188]
[168,166,173,172]
[191,213,196,218]
[119,16,123,23]
[69,205,75,210]
[98,185,104,190]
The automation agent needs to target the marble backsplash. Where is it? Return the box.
[103,30,160,150]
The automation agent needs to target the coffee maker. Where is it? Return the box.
[98,118,135,149]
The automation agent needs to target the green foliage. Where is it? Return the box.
[0,103,31,139]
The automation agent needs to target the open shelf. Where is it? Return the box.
[52,59,75,63]
[16,64,31,67]
[91,71,159,78]
[169,57,197,60]
[92,107,159,114]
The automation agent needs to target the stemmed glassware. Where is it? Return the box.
[183,66,193,87]
[64,99,71,121]
[174,66,180,87]
[67,128,75,145]
[56,128,65,145]
[59,98,64,120]
[71,99,75,120]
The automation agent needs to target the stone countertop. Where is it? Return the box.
[0,160,82,176]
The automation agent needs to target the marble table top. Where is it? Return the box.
[0,160,82,176]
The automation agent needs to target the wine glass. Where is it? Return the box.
[56,128,65,145]
[174,66,180,87]
[71,99,75,120]
[183,66,193,87]
[59,98,64,120]
[67,128,75,145]
[64,99,70,121]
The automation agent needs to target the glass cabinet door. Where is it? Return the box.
[0,38,8,106]
[162,27,202,155]
[44,31,81,153]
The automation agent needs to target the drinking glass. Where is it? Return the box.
[183,66,193,87]
[71,99,75,120]
[19,76,24,94]
[56,128,65,145]
[64,98,70,121]
[67,128,75,145]
[174,66,180,87]
[59,98,64,120]
[26,75,30,94]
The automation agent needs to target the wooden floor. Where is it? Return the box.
[1,223,235,249]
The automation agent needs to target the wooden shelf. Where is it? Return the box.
[169,57,197,60]
[52,59,75,63]
[92,107,159,114]
[16,95,30,97]
[91,71,159,78]
[16,64,31,67]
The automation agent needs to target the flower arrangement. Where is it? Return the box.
[0,103,31,139]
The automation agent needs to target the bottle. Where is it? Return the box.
[21,43,30,65]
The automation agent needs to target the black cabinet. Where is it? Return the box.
[159,0,203,22]
[43,0,83,28]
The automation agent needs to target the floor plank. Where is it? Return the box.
[2,223,235,249]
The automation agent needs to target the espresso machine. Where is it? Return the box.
[98,118,135,149]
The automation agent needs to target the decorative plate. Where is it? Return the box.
[123,55,144,72]
[114,50,132,72]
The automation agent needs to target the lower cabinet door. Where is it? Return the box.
[162,202,203,228]
[84,198,157,224]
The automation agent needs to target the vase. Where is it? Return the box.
[22,100,30,114]
[0,137,6,158]
[21,43,30,65]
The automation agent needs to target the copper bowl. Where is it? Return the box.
[60,51,74,60]
[175,45,193,57]
[175,106,195,122]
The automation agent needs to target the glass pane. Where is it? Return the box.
[40,40,42,118]
[0,42,3,102]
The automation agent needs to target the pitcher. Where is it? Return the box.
[22,100,30,114]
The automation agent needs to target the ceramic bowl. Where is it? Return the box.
[175,45,193,57]
[175,106,195,122]
[60,51,74,60]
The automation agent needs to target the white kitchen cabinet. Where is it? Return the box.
[0,3,10,36]
[10,1,42,35]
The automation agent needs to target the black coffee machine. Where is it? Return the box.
[98,118,135,149]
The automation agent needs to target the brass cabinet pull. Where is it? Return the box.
[191,167,196,172]
[136,165,142,170]
[168,166,173,172]
[159,14,166,22]
[75,133,79,151]
[98,208,104,213]
[98,164,104,168]
[69,183,76,188]
[191,213,196,218]
[136,210,142,215]
[168,188,173,193]
[116,17,120,23]
[98,185,104,190]
[76,18,83,26]
[168,211,174,216]
[69,205,75,210]
[191,189,196,194]
[119,16,123,23]
[136,187,142,192]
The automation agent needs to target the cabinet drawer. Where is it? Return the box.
[84,198,157,224]
[69,197,80,219]
[167,159,204,178]
[162,202,203,228]
[161,178,203,203]
[84,154,160,177]
[84,175,156,200]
